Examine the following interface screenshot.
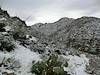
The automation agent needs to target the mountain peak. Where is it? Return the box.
[54,17,74,23]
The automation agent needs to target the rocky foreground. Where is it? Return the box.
[0,8,100,75]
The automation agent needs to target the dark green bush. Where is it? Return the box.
[0,23,6,32]
[0,23,5,28]
[0,40,15,52]
[31,54,69,75]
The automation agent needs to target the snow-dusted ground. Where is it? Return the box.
[62,54,90,75]
[0,42,90,75]
[14,44,41,75]
[0,43,41,75]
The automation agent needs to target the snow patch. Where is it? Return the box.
[14,44,41,75]
[4,26,11,31]
[26,35,30,38]
[26,35,37,42]
[0,18,7,21]
[62,54,90,75]
[29,37,37,42]
[14,45,41,65]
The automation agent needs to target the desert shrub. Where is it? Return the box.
[31,44,46,54]
[0,40,15,52]
[12,31,26,40]
[32,47,45,54]
[0,23,5,28]
[12,32,20,40]
[55,49,61,54]
[34,48,45,54]
[31,54,69,75]
[66,38,100,55]
[0,23,6,32]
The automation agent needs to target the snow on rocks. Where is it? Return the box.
[4,26,11,32]
[29,36,37,42]
[26,35,37,42]
[61,54,90,75]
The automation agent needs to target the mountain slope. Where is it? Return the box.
[0,8,100,75]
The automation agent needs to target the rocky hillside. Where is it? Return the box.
[31,17,74,35]
[0,8,100,75]
[48,17,100,55]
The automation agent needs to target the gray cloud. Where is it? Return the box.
[1,0,100,25]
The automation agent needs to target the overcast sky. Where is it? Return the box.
[0,0,100,25]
